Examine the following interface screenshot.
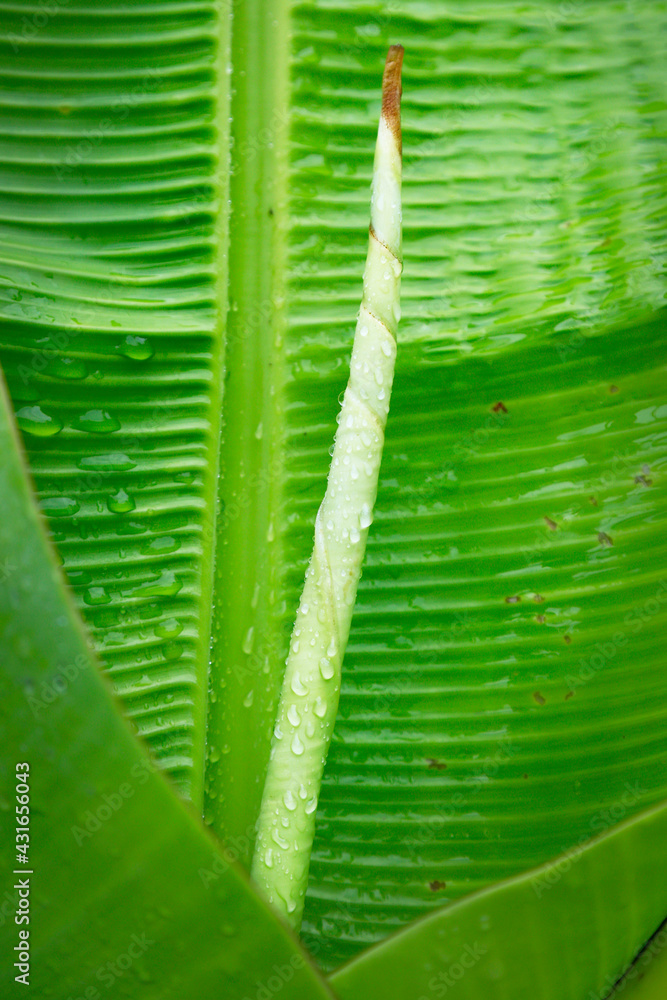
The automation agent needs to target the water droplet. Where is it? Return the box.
[266,521,275,542]
[155,617,183,639]
[272,830,289,850]
[16,405,62,437]
[46,356,88,380]
[305,796,318,815]
[242,626,255,655]
[287,704,301,727]
[291,733,305,755]
[73,409,120,434]
[264,848,274,868]
[133,570,181,598]
[274,722,283,740]
[118,335,154,360]
[83,586,110,606]
[40,496,79,518]
[291,674,308,697]
[359,324,369,337]
[350,526,361,544]
[107,488,135,514]
[255,421,263,440]
[163,641,183,661]
[327,637,337,658]
[292,639,300,654]
[142,535,179,555]
[284,789,297,811]
[78,452,136,473]
[319,657,334,680]
[314,696,326,719]
[305,720,315,738]
[298,784,308,800]
[360,503,373,529]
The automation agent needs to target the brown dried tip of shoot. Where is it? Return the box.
[382,45,404,155]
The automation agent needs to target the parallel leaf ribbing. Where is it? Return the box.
[281,1,667,970]
[0,0,230,802]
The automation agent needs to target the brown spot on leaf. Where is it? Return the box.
[609,385,619,393]
[544,516,558,531]
[533,691,546,705]
[505,595,521,604]
[598,531,613,547]
[429,880,447,891]
[523,773,529,779]
[492,401,508,414]
[427,758,447,771]
[634,474,652,487]
[533,593,544,603]
[565,690,574,700]
[589,496,598,506]
[564,634,571,644]
[535,614,546,623]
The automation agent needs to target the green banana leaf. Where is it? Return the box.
[610,922,667,1000]
[1,0,666,994]
[0,373,334,1000]
[330,799,667,1000]
[2,344,665,1000]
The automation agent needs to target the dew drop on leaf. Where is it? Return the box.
[73,409,120,434]
[107,488,135,514]
[40,497,79,518]
[83,586,110,606]
[16,405,62,437]
[118,335,154,360]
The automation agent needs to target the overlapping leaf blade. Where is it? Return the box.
[330,798,667,1000]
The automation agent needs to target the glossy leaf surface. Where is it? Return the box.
[0,0,665,978]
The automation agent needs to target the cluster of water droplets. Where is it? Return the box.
[11,335,215,772]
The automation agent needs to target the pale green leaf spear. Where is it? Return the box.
[250,45,404,930]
